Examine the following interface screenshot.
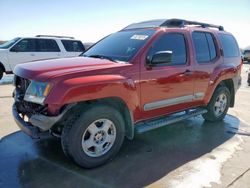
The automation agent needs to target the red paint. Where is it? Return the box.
[14,27,241,123]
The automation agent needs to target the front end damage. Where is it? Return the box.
[12,76,73,138]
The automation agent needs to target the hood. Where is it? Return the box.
[14,57,129,82]
[0,48,8,52]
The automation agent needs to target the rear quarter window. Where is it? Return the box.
[218,34,239,57]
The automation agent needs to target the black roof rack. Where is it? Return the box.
[36,35,74,39]
[122,18,224,31]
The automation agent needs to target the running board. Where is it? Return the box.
[135,108,207,134]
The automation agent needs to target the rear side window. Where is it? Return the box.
[148,33,187,65]
[218,34,239,57]
[192,32,217,63]
[36,39,60,52]
[61,40,85,52]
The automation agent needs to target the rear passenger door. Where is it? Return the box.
[61,40,85,57]
[191,31,221,102]
[34,39,61,60]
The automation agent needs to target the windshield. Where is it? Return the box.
[83,29,155,62]
[0,38,20,49]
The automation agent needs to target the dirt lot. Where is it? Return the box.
[0,65,250,188]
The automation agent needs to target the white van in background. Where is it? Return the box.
[0,35,85,80]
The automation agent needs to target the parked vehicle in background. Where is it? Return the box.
[0,35,85,80]
[83,42,94,50]
[12,19,242,168]
[243,50,250,62]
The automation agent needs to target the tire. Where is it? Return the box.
[202,86,230,122]
[61,104,125,168]
[0,68,3,80]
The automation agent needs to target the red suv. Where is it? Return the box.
[12,19,242,168]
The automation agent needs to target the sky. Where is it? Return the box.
[0,0,250,48]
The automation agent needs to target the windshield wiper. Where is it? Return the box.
[86,55,118,63]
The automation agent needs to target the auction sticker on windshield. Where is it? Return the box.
[130,35,148,40]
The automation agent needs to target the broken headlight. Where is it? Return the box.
[24,81,52,105]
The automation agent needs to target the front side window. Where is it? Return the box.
[218,34,239,57]
[83,29,156,62]
[36,39,60,52]
[12,39,36,52]
[147,33,187,65]
[62,40,85,52]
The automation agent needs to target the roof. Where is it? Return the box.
[122,18,224,31]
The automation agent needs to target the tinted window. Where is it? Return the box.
[192,32,210,62]
[12,39,36,52]
[206,33,217,60]
[0,38,20,49]
[36,39,60,52]
[62,40,85,52]
[218,34,239,57]
[84,30,155,62]
[192,32,217,63]
[148,33,187,65]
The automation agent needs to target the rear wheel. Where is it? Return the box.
[202,86,230,122]
[61,104,125,168]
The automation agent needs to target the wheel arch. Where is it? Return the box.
[86,97,135,140]
[216,79,235,107]
[57,97,135,140]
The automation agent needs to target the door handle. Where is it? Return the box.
[30,53,35,56]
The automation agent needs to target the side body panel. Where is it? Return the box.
[190,29,242,105]
[44,64,142,120]
[138,29,198,122]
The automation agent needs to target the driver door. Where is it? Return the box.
[8,38,37,70]
[140,32,195,119]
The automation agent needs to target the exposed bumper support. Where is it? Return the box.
[12,104,40,138]
[29,104,74,131]
[12,103,75,138]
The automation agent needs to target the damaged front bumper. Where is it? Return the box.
[12,102,74,138]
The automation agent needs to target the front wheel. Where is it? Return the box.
[202,86,230,122]
[61,104,125,168]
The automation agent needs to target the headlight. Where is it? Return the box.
[24,81,52,104]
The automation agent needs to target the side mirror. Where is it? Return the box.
[148,51,173,66]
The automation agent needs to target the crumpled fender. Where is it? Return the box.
[45,74,139,111]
